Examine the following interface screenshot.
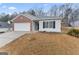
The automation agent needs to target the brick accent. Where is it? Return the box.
[13,15,32,31]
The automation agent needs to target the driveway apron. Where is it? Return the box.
[0,31,27,48]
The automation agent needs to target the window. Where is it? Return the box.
[43,22,48,28]
[49,22,53,28]
[43,21,55,28]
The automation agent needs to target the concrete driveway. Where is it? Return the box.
[0,31,27,48]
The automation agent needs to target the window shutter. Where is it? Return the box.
[53,21,55,28]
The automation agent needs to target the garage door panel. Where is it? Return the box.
[14,23,30,31]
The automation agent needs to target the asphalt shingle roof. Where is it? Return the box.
[12,13,62,21]
[23,14,62,20]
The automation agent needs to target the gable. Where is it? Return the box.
[13,15,32,23]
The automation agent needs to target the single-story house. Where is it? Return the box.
[11,14,62,32]
[0,22,9,32]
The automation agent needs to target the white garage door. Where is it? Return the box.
[14,23,30,31]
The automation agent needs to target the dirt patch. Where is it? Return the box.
[0,32,79,55]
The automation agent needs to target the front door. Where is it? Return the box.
[34,21,39,31]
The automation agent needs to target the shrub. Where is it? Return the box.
[67,29,79,38]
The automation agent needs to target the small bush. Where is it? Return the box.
[67,29,79,38]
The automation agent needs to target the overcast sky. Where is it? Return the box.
[0,3,79,15]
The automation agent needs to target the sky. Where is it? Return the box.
[0,3,79,15]
[0,3,64,15]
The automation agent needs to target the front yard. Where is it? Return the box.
[0,32,79,55]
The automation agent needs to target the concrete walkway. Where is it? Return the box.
[0,31,27,48]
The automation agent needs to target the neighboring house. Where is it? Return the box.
[0,22,9,32]
[70,20,79,27]
[11,14,62,32]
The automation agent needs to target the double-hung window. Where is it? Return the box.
[43,21,55,28]
[43,21,48,28]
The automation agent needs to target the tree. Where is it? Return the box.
[64,8,72,25]
[0,13,17,22]
[48,5,58,16]
[27,9,36,16]
[10,12,18,20]
[69,9,79,27]
[58,3,72,26]
[19,11,27,14]
[0,14,10,22]
[34,8,45,16]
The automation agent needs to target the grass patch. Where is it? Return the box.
[67,29,79,38]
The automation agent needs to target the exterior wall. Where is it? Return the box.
[13,15,32,31]
[13,15,61,32]
[55,20,61,32]
[39,20,61,32]
[32,21,36,31]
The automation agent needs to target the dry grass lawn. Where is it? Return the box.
[0,32,79,55]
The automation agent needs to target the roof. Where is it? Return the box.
[23,14,62,20]
[23,14,40,20]
[36,16,62,20]
[11,13,62,21]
